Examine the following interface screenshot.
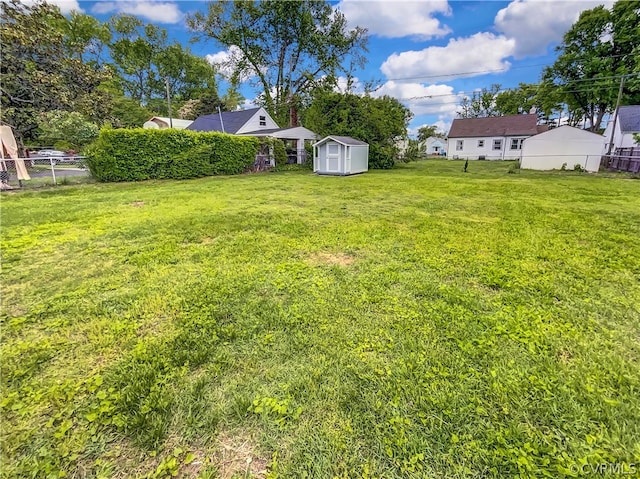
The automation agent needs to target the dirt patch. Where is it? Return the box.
[308,252,355,267]
[214,431,268,479]
[130,201,145,207]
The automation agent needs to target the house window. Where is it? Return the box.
[493,139,503,150]
[259,115,266,126]
[477,140,484,148]
[510,138,524,150]
[456,140,464,151]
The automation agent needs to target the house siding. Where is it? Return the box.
[603,122,639,152]
[235,108,279,134]
[447,136,526,160]
[520,126,604,173]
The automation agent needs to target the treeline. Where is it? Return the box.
[0,0,240,148]
[457,2,640,132]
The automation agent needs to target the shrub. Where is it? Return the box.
[85,129,260,182]
[573,163,584,172]
[369,144,396,169]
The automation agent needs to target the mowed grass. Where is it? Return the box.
[1,160,639,478]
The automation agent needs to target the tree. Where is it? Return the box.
[37,111,99,150]
[457,84,502,118]
[416,125,440,143]
[542,3,640,131]
[494,83,539,116]
[188,0,368,126]
[304,91,411,169]
[0,0,113,142]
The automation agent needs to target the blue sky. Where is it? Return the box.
[44,0,612,135]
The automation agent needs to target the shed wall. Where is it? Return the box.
[349,145,369,173]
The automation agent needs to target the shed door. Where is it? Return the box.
[327,142,340,172]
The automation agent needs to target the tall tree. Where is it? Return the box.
[542,3,640,131]
[188,0,368,126]
[0,0,112,142]
[457,84,502,118]
[304,91,411,169]
[416,125,441,143]
[108,14,168,104]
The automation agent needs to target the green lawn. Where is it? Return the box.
[1,160,639,478]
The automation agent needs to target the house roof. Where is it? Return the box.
[187,108,262,134]
[241,126,318,140]
[617,105,640,133]
[144,117,193,129]
[448,114,540,138]
[314,135,368,147]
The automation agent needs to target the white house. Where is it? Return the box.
[520,126,604,172]
[447,114,546,160]
[425,136,446,156]
[313,136,369,176]
[143,117,193,130]
[603,105,640,152]
[188,107,317,164]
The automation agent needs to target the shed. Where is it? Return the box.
[520,126,604,172]
[313,136,369,175]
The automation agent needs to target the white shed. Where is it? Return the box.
[313,136,369,175]
[520,126,604,173]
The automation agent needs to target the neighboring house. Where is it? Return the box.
[603,105,640,152]
[520,126,604,173]
[188,107,317,164]
[447,114,546,160]
[313,136,369,176]
[424,136,446,156]
[143,117,193,130]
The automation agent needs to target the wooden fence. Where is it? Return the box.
[601,147,640,173]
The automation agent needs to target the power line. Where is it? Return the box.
[383,53,635,83]
[394,74,639,101]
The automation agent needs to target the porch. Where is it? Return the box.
[241,126,318,165]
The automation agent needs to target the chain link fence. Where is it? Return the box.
[1,156,90,189]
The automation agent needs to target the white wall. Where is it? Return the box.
[236,107,279,134]
[447,136,526,160]
[520,126,604,172]
[603,121,640,151]
[426,137,446,155]
[348,145,369,174]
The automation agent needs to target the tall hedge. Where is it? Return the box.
[85,128,260,182]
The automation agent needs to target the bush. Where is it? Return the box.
[369,144,396,169]
[85,128,260,182]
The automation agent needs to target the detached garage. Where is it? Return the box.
[313,136,369,176]
[520,126,604,172]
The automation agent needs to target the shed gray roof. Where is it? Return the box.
[618,105,640,133]
[448,114,539,138]
[314,135,368,146]
[187,108,261,134]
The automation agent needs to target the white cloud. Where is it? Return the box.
[494,0,615,58]
[336,0,451,39]
[409,119,451,137]
[372,81,462,117]
[335,76,363,94]
[205,46,264,82]
[20,0,82,14]
[91,1,183,24]
[381,32,516,81]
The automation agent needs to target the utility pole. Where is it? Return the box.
[606,75,625,156]
[165,78,173,128]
